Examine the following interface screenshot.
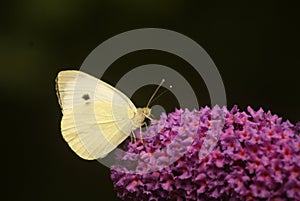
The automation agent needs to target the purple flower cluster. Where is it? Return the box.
[110,106,300,201]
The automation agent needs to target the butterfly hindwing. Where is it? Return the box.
[61,102,134,159]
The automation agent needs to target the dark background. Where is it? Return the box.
[2,1,299,201]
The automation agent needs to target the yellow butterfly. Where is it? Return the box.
[56,70,163,160]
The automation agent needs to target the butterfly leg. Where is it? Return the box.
[130,132,133,143]
[139,126,143,144]
[140,121,150,144]
[131,130,137,143]
[139,125,145,145]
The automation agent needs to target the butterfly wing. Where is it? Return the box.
[56,70,136,160]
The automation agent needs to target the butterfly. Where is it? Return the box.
[56,70,164,160]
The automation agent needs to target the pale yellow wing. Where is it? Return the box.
[61,102,135,160]
[56,70,136,111]
[56,70,137,160]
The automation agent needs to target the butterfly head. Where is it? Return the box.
[133,107,152,128]
[141,107,151,118]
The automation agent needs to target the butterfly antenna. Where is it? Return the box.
[148,89,168,107]
[146,79,165,108]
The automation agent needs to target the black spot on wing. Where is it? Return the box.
[82,94,90,100]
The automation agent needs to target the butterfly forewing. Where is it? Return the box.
[56,70,137,160]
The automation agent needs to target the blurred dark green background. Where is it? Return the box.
[3,1,299,200]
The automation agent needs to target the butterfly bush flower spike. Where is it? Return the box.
[110,106,300,201]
